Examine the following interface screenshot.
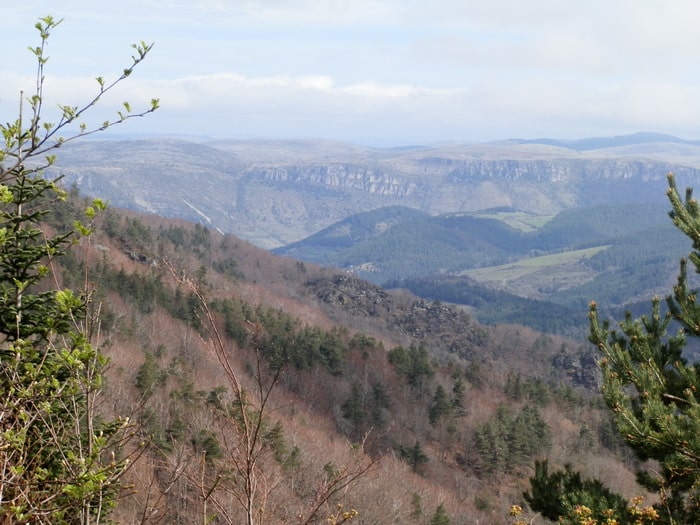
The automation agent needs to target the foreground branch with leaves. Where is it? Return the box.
[0,16,156,524]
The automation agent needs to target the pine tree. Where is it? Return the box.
[451,370,465,410]
[474,410,509,474]
[476,405,550,475]
[429,503,451,525]
[429,384,452,425]
[396,441,429,474]
[524,460,630,522]
[342,382,369,440]
[584,173,700,523]
[0,16,156,523]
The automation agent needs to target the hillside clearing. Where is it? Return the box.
[462,246,608,283]
[472,210,555,232]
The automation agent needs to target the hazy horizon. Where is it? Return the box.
[4,2,700,146]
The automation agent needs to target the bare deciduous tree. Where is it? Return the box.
[172,269,380,524]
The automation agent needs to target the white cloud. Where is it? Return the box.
[5,1,700,143]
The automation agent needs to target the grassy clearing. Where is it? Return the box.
[472,211,555,232]
[462,246,608,282]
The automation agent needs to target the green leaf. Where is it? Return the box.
[0,185,13,203]
[55,289,81,312]
[73,220,92,236]
[92,197,107,212]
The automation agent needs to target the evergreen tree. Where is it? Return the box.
[475,405,550,475]
[504,372,524,400]
[429,503,451,525]
[370,381,391,428]
[387,343,434,390]
[429,384,452,425]
[529,174,700,524]
[524,460,630,522]
[341,382,369,440]
[410,492,423,520]
[587,175,700,523]
[0,16,156,523]
[451,370,465,410]
[475,408,510,474]
[396,441,429,474]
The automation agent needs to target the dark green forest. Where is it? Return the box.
[277,203,691,339]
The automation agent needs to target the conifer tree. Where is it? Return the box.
[429,384,452,425]
[583,173,700,523]
[429,503,451,525]
[396,441,428,474]
[524,460,630,522]
[0,16,156,523]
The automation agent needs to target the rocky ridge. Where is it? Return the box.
[50,136,700,248]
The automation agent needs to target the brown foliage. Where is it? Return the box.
[63,206,638,524]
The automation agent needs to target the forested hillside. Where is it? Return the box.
[91,195,656,523]
[29,191,640,523]
[279,203,673,274]
[272,201,692,341]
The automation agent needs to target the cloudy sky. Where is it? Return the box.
[3,1,700,146]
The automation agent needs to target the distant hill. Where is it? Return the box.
[275,209,533,282]
[274,205,429,264]
[531,202,671,249]
[275,202,675,280]
[515,131,700,151]
[275,202,690,335]
[50,133,700,248]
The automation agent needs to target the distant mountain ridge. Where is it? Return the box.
[514,131,700,151]
[50,132,700,248]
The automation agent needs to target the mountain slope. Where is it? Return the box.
[273,205,429,263]
[47,195,638,524]
[49,134,700,248]
[279,211,534,282]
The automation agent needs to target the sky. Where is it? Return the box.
[3,1,700,146]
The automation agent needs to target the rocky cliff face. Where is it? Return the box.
[50,138,700,248]
[442,158,678,182]
[249,163,418,196]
